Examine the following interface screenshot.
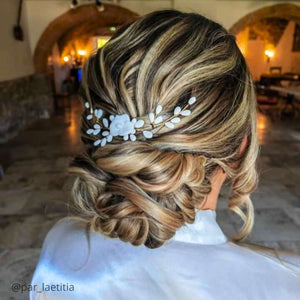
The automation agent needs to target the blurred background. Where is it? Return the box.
[0,0,299,299]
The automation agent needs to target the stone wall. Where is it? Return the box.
[0,73,54,143]
[0,0,34,81]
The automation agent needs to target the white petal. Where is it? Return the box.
[86,114,93,120]
[130,134,136,141]
[148,113,155,123]
[154,116,163,124]
[93,124,100,129]
[95,109,103,119]
[123,134,129,141]
[180,110,191,116]
[155,105,162,114]
[135,119,144,128]
[165,122,175,129]
[174,106,181,115]
[94,139,101,146]
[107,135,113,142]
[143,130,153,139]
[103,118,109,127]
[102,130,109,136]
[86,129,94,135]
[123,114,130,122]
[188,96,196,105]
[171,117,180,123]
[131,118,137,124]
[101,138,107,147]
[85,102,90,108]
[93,129,100,135]
[109,115,114,121]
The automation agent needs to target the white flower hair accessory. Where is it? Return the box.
[84,96,197,147]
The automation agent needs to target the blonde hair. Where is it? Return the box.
[71,10,259,249]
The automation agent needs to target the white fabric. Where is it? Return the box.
[30,210,300,299]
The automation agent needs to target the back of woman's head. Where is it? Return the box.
[71,10,259,249]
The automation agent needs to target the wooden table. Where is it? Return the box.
[260,73,300,86]
[269,85,300,98]
[269,85,300,116]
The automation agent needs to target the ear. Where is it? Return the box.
[238,135,248,157]
[223,135,248,172]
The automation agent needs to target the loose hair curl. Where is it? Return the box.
[71,10,259,249]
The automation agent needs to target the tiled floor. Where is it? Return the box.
[0,96,299,299]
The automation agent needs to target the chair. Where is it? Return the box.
[270,67,282,74]
[255,82,283,120]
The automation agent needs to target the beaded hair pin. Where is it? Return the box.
[85,96,197,147]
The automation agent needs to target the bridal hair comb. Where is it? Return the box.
[84,96,197,147]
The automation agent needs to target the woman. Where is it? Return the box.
[30,10,300,299]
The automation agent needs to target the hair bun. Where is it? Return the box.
[70,143,209,248]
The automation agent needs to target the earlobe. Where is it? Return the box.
[239,135,248,157]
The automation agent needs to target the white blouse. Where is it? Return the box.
[30,210,300,299]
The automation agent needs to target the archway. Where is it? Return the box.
[229,3,300,34]
[229,3,300,81]
[34,3,138,73]
[230,3,300,126]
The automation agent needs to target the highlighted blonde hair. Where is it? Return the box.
[71,10,259,248]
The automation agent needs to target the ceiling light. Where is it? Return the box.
[95,0,105,12]
[70,0,78,9]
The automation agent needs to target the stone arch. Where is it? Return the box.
[229,3,300,35]
[34,4,138,72]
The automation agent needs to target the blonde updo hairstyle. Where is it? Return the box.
[71,10,259,249]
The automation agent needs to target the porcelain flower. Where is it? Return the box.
[85,97,197,147]
[109,114,135,137]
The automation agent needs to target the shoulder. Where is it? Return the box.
[45,216,88,238]
[42,217,89,247]
[214,242,300,283]
[167,241,300,283]
[30,217,119,299]
[33,216,114,268]
[235,243,300,276]
[36,217,89,261]
[173,242,300,299]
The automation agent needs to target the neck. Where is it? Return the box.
[171,209,227,245]
[195,166,227,211]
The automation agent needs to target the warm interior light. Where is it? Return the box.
[239,44,246,56]
[257,113,269,144]
[63,56,69,62]
[97,38,109,49]
[258,119,266,130]
[78,50,87,56]
[264,49,274,58]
